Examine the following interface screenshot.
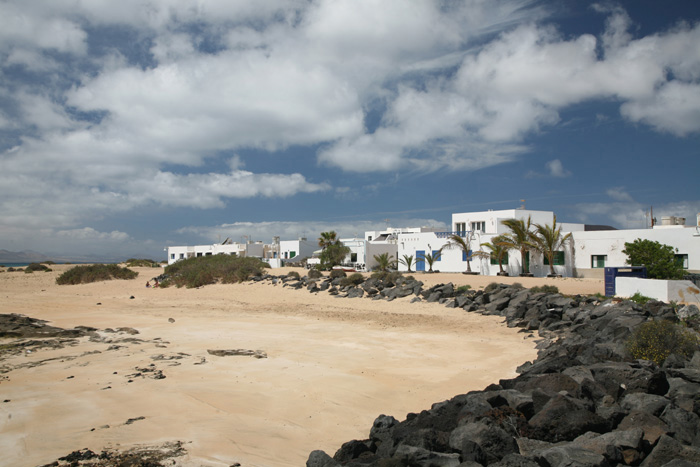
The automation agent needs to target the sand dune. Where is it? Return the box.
[0,266,601,466]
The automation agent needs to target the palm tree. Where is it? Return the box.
[530,215,572,276]
[398,254,415,273]
[318,231,339,249]
[418,250,442,273]
[500,216,535,276]
[373,252,396,272]
[481,234,510,275]
[444,233,487,274]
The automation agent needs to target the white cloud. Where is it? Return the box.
[606,188,634,202]
[546,159,571,178]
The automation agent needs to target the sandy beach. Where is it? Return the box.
[0,266,603,466]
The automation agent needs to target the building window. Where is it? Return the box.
[491,252,508,265]
[432,250,441,261]
[170,253,175,260]
[675,254,689,269]
[351,253,357,262]
[290,251,296,258]
[179,253,184,259]
[471,221,485,233]
[197,252,202,257]
[591,255,607,268]
[367,236,372,241]
[543,251,566,265]
[455,222,466,234]
[206,252,212,256]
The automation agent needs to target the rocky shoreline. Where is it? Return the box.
[250,272,700,467]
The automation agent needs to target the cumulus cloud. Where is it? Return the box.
[526,159,571,178]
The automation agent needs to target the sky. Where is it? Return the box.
[1,0,699,261]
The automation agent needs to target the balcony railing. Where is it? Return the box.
[435,231,472,239]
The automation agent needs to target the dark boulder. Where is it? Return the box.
[528,394,610,443]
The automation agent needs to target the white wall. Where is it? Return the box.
[616,277,700,305]
[572,225,700,277]
[278,239,316,261]
[166,242,263,265]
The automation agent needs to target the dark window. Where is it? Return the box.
[543,251,565,265]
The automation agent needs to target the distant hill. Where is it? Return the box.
[0,249,53,263]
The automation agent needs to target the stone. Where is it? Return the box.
[306,450,340,467]
[660,405,700,446]
[332,440,372,463]
[448,422,517,464]
[346,287,364,299]
[677,304,700,320]
[391,445,461,467]
[617,410,670,445]
[620,393,670,416]
[528,394,610,443]
[641,435,700,466]
[536,444,607,467]
[489,453,540,467]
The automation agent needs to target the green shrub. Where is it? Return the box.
[330,269,347,279]
[308,269,323,279]
[340,272,365,287]
[484,282,501,293]
[56,264,138,285]
[287,270,301,280]
[456,285,471,294]
[530,285,559,294]
[628,292,652,305]
[626,319,700,365]
[126,258,160,267]
[163,255,268,288]
[25,263,51,273]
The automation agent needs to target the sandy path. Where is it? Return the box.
[0,266,599,466]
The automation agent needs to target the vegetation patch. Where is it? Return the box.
[456,285,471,294]
[125,258,161,268]
[329,269,347,279]
[340,272,365,287]
[626,319,700,365]
[530,285,560,294]
[24,263,52,273]
[307,269,323,279]
[56,264,138,285]
[628,292,652,305]
[287,270,301,280]
[161,255,269,288]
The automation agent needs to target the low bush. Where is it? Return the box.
[287,271,301,280]
[329,269,347,279]
[56,264,138,285]
[162,255,268,288]
[308,269,323,279]
[628,292,652,305]
[340,272,365,287]
[530,285,559,294]
[484,282,501,293]
[125,258,160,268]
[456,285,471,294]
[372,270,403,285]
[25,263,52,273]
[626,319,700,365]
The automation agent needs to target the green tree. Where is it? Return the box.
[318,231,339,249]
[398,254,415,273]
[622,238,684,280]
[373,252,396,272]
[418,250,442,273]
[500,216,534,276]
[530,215,572,276]
[481,234,510,275]
[318,231,350,269]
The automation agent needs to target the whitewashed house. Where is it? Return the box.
[167,241,264,265]
[395,209,700,277]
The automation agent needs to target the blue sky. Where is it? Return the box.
[1,0,699,261]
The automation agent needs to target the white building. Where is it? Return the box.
[265,237,316,262]
[395,209,700,277]
[167,241,264,265]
